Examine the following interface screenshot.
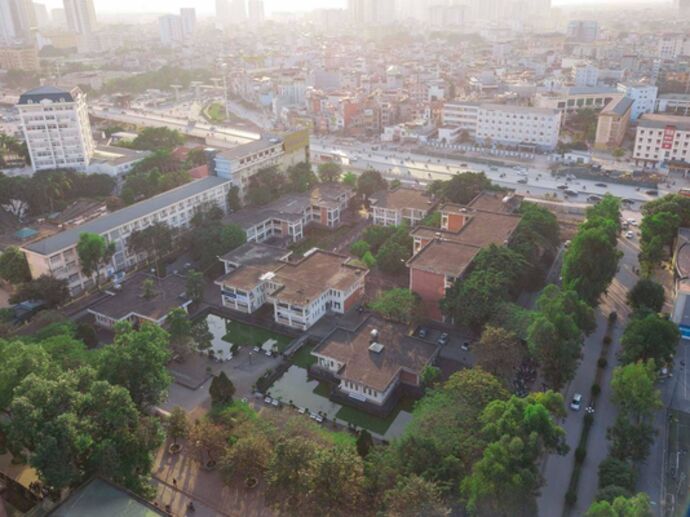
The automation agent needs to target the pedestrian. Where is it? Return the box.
[172,478,177,487]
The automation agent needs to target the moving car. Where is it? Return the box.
[570,393,583,411]
[626,231,635,239]
[564,189,578,197]
[595,183,608,188]
[557,185,568,190]
[517,178,528,184]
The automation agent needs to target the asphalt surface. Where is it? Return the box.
[536,217,641,517]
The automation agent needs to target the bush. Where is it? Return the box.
[575,446,587,463]
[598,357,608,368]
[609,311,618,323]
[591,383,601,397]
[362,251,377,268]
[584,412,594,426]
[350,240,370,258]
[75,323,98,348]
[603,335,612,345]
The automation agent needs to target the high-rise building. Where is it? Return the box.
[63,0,97,34]
[247,0,264,25]
[215,0,229,23]
[347,0,395,25]
[17,86,95,172]
[158,14,184,47]
[566,20,599,42]
[180,7,196,37]
[51,7,67,27]
[32,2,48,26]
[230,0,246,23]
[0,0,36,44]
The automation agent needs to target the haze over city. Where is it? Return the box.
[2,0,690,516]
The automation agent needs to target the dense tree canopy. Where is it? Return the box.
[475,326,524,387]
[620,312,679,365]
[627,279,665,313]
[357,169,387,198]
[428,172,495,204]
[0,246,31,285]
[317,162,342,183]
[369,289,422,323]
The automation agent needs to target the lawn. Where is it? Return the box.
[222,320,292,352]
[289,225,354,256]
[335,397,416,436]
[291,343,317,369]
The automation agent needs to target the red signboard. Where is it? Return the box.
[662,125,677,150]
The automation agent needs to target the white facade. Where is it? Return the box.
[0,0,35,44]
[21,177,231,295]
[372,206,427,227]
[617,82,658,121]
[572,63,599,88]
[158,14,183,47]
[633,114,690,169]
[63,0,97,34]
[247,0,264,25]
[442,101,561,150]
[18,86,95,172]
[214,140,285,200]
[180,8,196,37]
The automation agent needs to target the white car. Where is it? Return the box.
[570,393,583,411]
[626,231,635,239]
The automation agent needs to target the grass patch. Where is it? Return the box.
[222,320,292,351]
[289,225,353,257]
[313,380,330,398]
[321,428,356,447]
[291,343,317,368]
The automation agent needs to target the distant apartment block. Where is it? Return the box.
[657,93,690,116]
[0,45,39,71]
[442,101,561,150]
[535,86,618,113]
[369,187,436,227]
[216,248,367,330]
[566,20,599,42]
[17,86,96,172]
[633,114,690,172]
[21,177,232,295]
[617,81,658,121]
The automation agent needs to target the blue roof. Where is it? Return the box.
[15,227,38,240]
[18,86,74,105]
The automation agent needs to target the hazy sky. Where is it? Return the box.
[40,0,669,15]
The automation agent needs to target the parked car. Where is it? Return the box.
[570,393,583,411]
[626,230,635,239]
[595,182,608,188]
[564,189,578,197]
[646,190,659,196]
[418,327,429,338]
[438,333,449,346]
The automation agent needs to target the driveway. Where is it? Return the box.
[538,234,640,517]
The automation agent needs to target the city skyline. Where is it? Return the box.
[35,0,672,15]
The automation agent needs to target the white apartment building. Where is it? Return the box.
[179,8,196,37]
[633,114,690,170]
[617,82,658,121]
[17,85,95,172]
[21,176,232,295]
[158,14,184,47]
[572,63,599,88]
[442,101,562,150]
[63,0,97,34]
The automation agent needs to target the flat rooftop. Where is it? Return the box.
[453,210,521,248]
[88,272,189,321]
[601,95,633,117]
[407,240,480,277]
[370,187,435,212]
[313,315,438,393]
[216,137,281,160]
[219,242,291,267]
[224,193,311,228]
[23,176,230,256]
[467,191,523,213]
[638,113,690,131]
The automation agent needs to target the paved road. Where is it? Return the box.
[310,139,679,207]
[537,221,641,517]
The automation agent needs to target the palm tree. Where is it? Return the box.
[44,173,73,212]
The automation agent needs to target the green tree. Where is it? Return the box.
[77,232,115,291]
[609,416,655,462]
[527,312,582,390]
[356,429,374,457]
[611,360,662,422]
[188,419,226,465]
[287,162,318,193]
[475,326,524,387]
[430,172,494,204]
[369,288,422,323]
[357,169,387,198]
[191,318,213,351]
[187,220,246,271]
[350,240,370,258]
[562,225,622,305]
[127,222,174,276]
[141,278,156,299]
[209,371,235,405]
[306,445,366,516]
[362,251,376,268]
[536,284,596,335]
[186,269,204,305]
[247,166,285,206]
[627,279,665,313]
[342,171,357,187]
[640,210,680,256]
[129,127,184,151]
[0,339,54,410]
[221,433,273,479]
[620,312,679,365]
[9,275,69,308]
[167,406,189,446]
[383,475,450,517]
[585,492,652,517]
[166,308,193,356]
[361,225,395,253]
[597,457,636,493]
[98,323,172,409]
[0,246,31,285]
[317,162,342,182]
[227,185,241,211]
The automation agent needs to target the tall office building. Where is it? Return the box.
[0,0,36,44]
[32,2,49,26]
[230,0,246,22]
[348,0,396,25]
[17,86,95,172]
[63,0,97,34]
[158,14,184,47]
[248,0,264,25]
[566,20,599,42]
[180,7,196,37]
[51,7,67,27]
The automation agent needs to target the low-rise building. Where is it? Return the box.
[535,86,619,113]
[617,81,658,122]
[311,315,439,410]
[21,176,231,295]
[225,183,354,244]
[370,187,436,227]
[656,93,690,116]
[595,95,633,150]
[633,113,690,171]
[88,272,191,329]
[216,249,367,330]
[408,192,522,321]
[0,46,40,71]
